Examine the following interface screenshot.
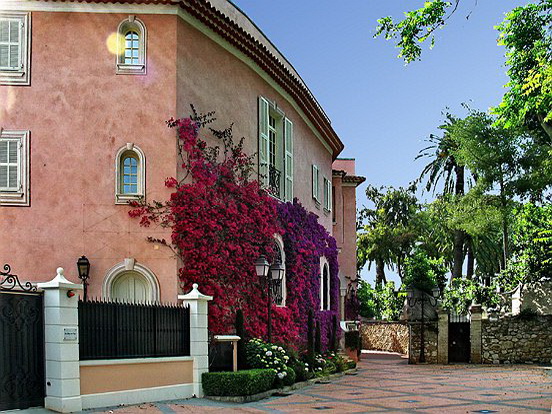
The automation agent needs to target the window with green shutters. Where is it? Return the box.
[0,12,30,85]
[258,97,293,201]
[323,177,332,212]
[312,164,319,202]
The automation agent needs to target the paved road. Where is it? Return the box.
[19,352,552,413]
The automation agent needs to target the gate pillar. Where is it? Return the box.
[37,268,83,413]
[178,284,213,398]
[437,307,449,364]
[469,304,483,364]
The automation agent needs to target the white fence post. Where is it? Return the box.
[178,283,213,398]
[37,268,83,413]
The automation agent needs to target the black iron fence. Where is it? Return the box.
[78,299,190,360]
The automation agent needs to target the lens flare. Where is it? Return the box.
[106,32,124,56]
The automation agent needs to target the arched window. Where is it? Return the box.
[103,259,160,303]
[115,143,145,204]
[320,257,331,311]
[272,234,286,306]
[116,16,147,75]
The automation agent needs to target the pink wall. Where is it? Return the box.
[0,9,335,300]
[175,17,334,230]
[0,12,178,299]
[332,159,362,308]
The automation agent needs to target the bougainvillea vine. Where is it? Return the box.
[129,107,341,351]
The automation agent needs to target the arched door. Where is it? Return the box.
[112,271,151,302]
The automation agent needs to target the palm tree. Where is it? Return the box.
[416,114,468,279]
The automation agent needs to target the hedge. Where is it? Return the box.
[202,369,275,396]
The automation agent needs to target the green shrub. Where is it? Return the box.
[282,366,296,386]
[202,369,275,396]
[291,360,312,382]
[346,360,357,370]
[245,338,289,379]
[334,355,348,373]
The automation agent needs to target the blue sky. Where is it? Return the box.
[231,0,521,284]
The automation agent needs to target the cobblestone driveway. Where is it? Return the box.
[24,352,552,413]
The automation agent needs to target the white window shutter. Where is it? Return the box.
[258,97,270,188]
[0,19,21,70]
[0,139,20,191]
[284,117,293,202]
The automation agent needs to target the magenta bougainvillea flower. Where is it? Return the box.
[129,111,340,351]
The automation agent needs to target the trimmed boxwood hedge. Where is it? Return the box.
[202,369,275,396]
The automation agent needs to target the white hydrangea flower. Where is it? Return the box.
[263,348,267,352]
[283,356,289,360]
[283,371,287,377]
[266,351,273,357]
[304,368,309,372]
[277,372,285,379]
[278,347,283,351]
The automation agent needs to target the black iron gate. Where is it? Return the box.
[0,264,45,411]
[448,313,470,363]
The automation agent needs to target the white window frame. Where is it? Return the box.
[0,12,31,86]
[115,143,145,204]
[0,130,29,206]
[312,164,320,203]
[323,177,332,212]
[320,256,331,311]
[273,234,287,307]
[116,16,147,75]
[258,96,293,201]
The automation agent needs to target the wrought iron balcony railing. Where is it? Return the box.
[268,165,282,199]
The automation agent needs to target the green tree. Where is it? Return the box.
[493,1,552,139]
[358,184,419,285]
[416,113,468,279]
[357,280,404,321]
[402,250,447,294]
[501,203,552,291]
[375,0,552,139]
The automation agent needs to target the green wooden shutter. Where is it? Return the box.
[284,117,293,201]
[258,97,269,187]
[312,165,319,201]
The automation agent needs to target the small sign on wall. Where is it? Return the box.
[63,327,78,341]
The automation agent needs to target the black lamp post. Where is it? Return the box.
[406,288,439,363]
[255,255,284,343]
[77,255,90,301]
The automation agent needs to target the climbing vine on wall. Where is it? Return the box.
[129,108,341,350]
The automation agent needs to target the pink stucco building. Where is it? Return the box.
[0,0,362,319]
[332,158,365,318]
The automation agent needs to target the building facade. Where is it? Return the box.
[0,1,360,318]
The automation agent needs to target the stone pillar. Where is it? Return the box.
[178,284,213,398]
[469,304,483,364]
[437,307,449,364]
[37,268,83,413]
[340,287,347,321]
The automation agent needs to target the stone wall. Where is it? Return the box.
[482,315,552,364]
[408,322,438,364]
[360,322,409,355]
